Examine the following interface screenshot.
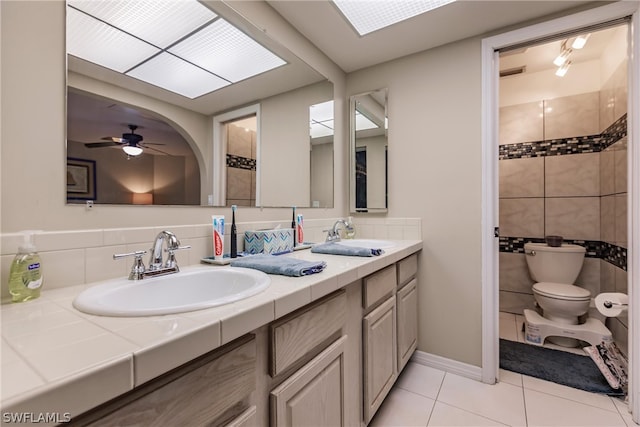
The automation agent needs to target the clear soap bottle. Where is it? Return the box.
[9,231,44,302]
[345,216,356,239]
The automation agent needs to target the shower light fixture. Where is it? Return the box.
[555,61,572,77]
[571,33,590,49]
[553,42,572,67]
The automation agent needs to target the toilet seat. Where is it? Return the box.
[533,282,591,301]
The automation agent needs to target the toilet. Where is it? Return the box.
[523,242,611,347]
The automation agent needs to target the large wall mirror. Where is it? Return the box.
[350,89,388,213]
[65,0,334,208]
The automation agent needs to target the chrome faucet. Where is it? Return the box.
[325,219,354,242]
[113,230,191,280]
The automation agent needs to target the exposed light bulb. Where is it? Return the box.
[123,145,143,156]
[571,34,590,49]
[553,48,572,66]
[555,61,571,77]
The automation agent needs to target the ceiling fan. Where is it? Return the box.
[84,124,169,157]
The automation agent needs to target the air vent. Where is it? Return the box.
[500,66,526,78]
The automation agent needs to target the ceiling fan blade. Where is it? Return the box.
[84,141,121,148]
[141,142,165,146]
[143,145,173,156]
[101,136,127,143]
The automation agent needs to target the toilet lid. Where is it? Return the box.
[533,282,591,300]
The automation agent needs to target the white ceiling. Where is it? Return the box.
[268,0,608,73]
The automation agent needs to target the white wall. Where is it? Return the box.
[260,81,332,207]
[347,38,484,366]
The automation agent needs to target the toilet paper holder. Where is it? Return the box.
[603,300,628,309]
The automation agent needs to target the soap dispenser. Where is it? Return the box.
[345,216,356,239]
[9,231,44,302]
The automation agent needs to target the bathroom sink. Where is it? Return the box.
[336,239,395,249]
[73,267,271,317]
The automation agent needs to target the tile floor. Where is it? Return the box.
[369,312,636,426]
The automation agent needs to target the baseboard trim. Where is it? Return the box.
[411,350,483,382]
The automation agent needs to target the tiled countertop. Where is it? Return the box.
[1,240,422,419]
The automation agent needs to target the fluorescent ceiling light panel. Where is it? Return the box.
[310,101,334,138]
[67,6,160,72]
[310,120,335,138]
[355,112,378,131]
[333,0,456,36]
[126,53,230,99]
[310,101,334,122]
[68,0,217,48]
[169,19,286,82]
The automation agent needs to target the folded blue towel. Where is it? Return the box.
[311,242,384,257]
[230,254,326,277]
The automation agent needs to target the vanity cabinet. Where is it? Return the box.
[268,291,348,427]
[362,265,398,424]
[74,335,257,427]
[270,336,347,426]
[396,254,418,372]
[67,249,420,427]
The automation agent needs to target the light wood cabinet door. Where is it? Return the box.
[270,336,347,427]
[397,278,418,372]
[363,296,397,424]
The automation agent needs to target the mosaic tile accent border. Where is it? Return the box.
[499,114,627,160]
[601,241,628,271]
[499,236,626,270]
[227,154,256,171]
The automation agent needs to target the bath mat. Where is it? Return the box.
[499,339,625,396]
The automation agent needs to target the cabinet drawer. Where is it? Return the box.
[397,253,418,287]
[270,290,346,376]
[83,335,256,426]
[224,405,257,427]
[363,264,397,310]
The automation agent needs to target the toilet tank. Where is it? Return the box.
[523,243,586,284]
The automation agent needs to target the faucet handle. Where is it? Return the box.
[113,250,147,281]
[164,245,191,269]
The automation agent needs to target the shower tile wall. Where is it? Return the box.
[226,123,257,207]
[499,61,628,353]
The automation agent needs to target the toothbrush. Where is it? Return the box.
[292,206,297,247]
[230,205,238,258]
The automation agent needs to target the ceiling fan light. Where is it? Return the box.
[123,145,143,156]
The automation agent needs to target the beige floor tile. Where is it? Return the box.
[522,375,617,412]
[428,401,508,426]
[369,387,435,427]
[499,312,518,341]
[524,388,626,426]
[437,373,526,426]
[499,368,522,387]
[396,362,445,400]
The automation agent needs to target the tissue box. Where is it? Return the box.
[244,229,294,254]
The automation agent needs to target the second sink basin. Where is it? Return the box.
[73,267,271,317]
[336,239,395,249]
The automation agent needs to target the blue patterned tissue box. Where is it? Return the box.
[244,229,294,254]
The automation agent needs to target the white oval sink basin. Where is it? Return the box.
[73,267,271,317]
[336,239,395,249]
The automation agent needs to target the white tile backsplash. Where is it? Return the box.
[0,218,420,292]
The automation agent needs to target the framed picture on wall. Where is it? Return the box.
[67,157,96,201]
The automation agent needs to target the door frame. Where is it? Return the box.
[212,104,261,206]
[481,1,640,419]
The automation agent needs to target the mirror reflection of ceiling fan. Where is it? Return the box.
[83,124,170,157]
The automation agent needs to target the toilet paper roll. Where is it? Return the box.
[595,292,629,317]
